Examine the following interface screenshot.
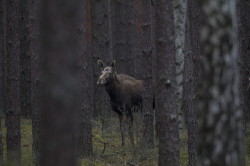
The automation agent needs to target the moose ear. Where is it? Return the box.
[97,60,105,70]
[110,60,116,71]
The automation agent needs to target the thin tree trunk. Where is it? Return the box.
[76,0,93,157]
[135,0,154,148]
[174,0,186,131]
[199,0,245,165]
[40,0,80,165]
[155,0,180,165]
[5,0,21,165]
[20,0,31,118]
[183,0,200,165]
[30,0,41,164]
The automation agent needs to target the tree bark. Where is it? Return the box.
[199,0,245,165]
[155,0,180,165]
[40,0,81,165]
[112,0,135,76]
[5,0,21,165]
[30,0,41,164]
[174,0,186,131]
[183,0,200,165]
[135,0,154,148]
[76,0,93,157]
[0,0,4,116]
[20,0,31,118]
[91,0,112,127]
[238,0,250,135]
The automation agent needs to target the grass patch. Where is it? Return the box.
[1,118,249,165]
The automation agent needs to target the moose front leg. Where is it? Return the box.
[118,112,125,146]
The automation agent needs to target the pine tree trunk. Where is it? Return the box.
[40,0,81,165]
[238,0,250,136]
[91,0,112,128]
[135,0,154,148]
[20,0,31,118]
[183,0,200,165]
[155,0,180,165]
[0,0,4,116]
[5,0,21,165]
[0,0,3,154]
[174,0,186,131]
[199,0,245,165]
[113,0,135,76]
[30,0,41,164]
[76,0,93,157]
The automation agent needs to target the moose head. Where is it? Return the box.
[97,60,116,86]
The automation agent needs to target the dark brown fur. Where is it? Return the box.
[97,60,143,146]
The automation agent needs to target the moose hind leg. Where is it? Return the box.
[127,111,135,148]
[118,113,125,146]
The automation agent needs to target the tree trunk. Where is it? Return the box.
[0,0,3,154]
[135,0,154,148]
[0,0,4,116]
[174,0,186,131]
[40,0,81,165]
[238,0,250,135]
[112,0,135,76]
[155,0,180,165]
[30,0,41,164]
[91,0,112,129]
[198,0,245,165]
[76,0,93,157]
[20,0,31,118]
[183,0,201,165]
[5,0,21,165]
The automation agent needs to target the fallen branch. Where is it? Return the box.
[127,162,139,166]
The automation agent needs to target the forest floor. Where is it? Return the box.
[1,118,250,166]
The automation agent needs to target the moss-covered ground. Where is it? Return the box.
[1,118,249,166]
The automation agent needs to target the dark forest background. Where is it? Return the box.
[0,0,250,166]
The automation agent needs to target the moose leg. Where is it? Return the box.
[126,110,135,148]
[118,112,125,146]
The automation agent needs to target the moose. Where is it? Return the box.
[97,60,146,146]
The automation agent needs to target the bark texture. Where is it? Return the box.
[183,0,201,165]
[5,0,21,165]
[238,0,250,135]
[76,0,93,157]
[40,0,80,165]
[199,0,244,165]
[155,0,180,165]
[91,0,112,127]
[30,0,41,164]
[174,0,186,130]
[20,0,31,118]
[0,0,4,115]
[113,0,135,76]
[135,0,154,148]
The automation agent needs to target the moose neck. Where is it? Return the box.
[104,73,120,99]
